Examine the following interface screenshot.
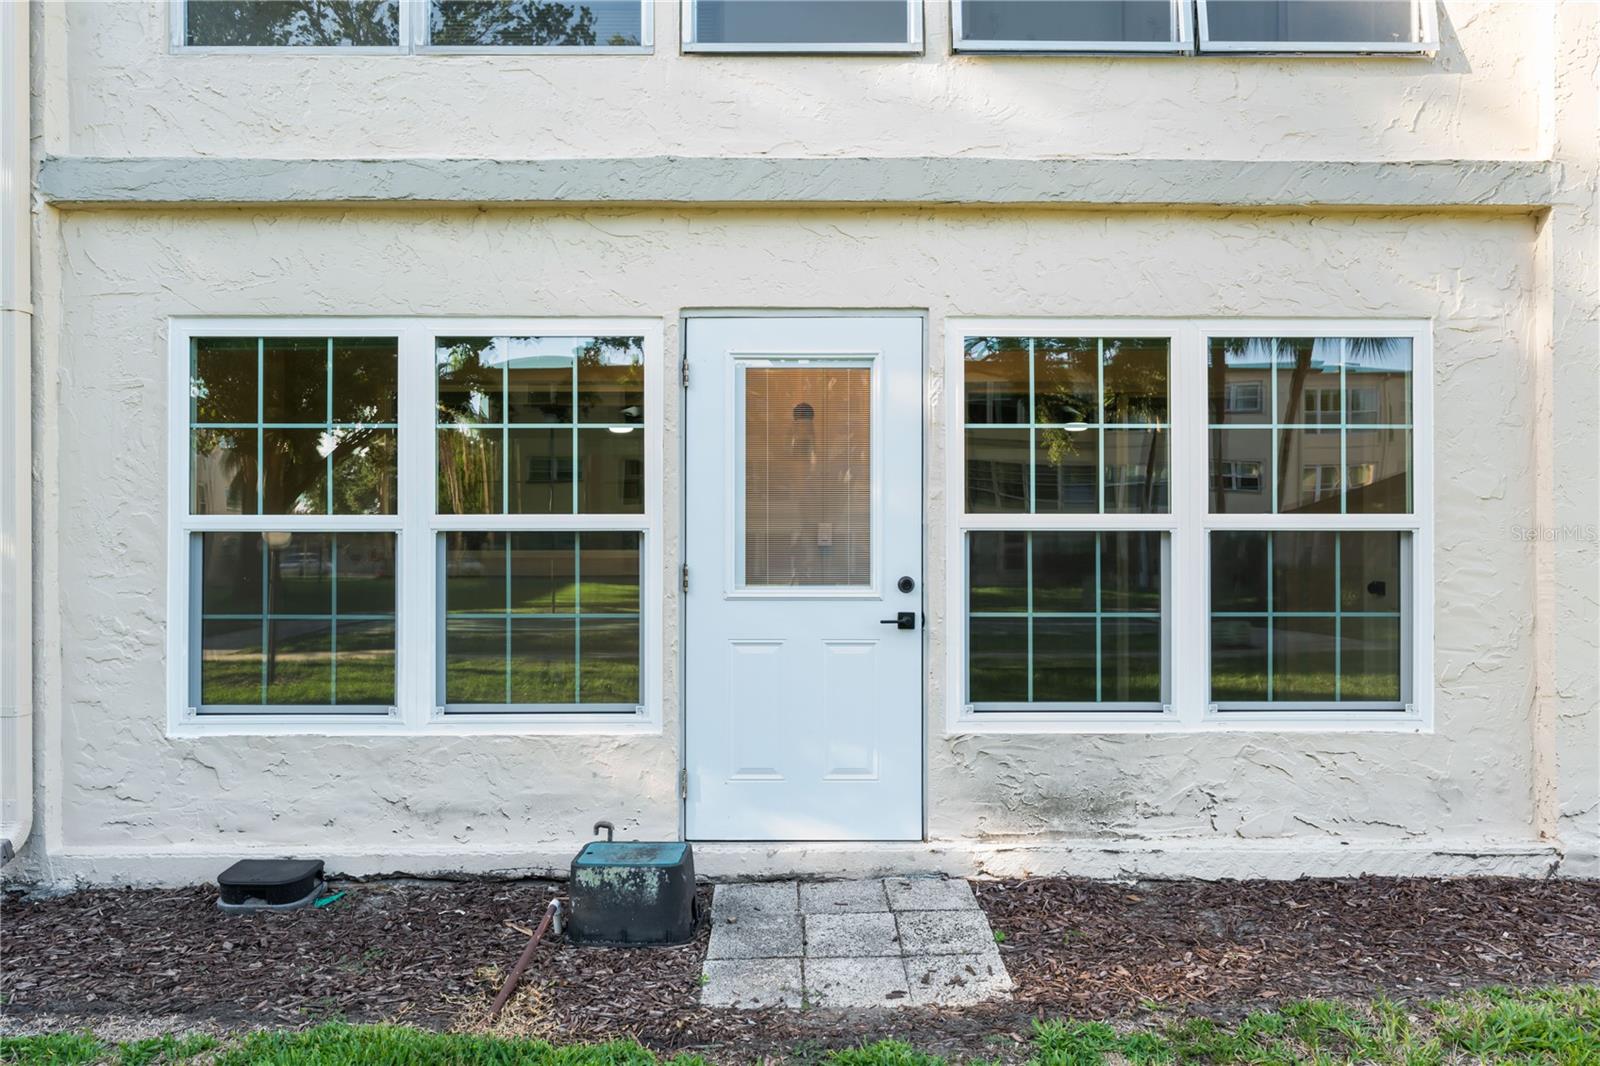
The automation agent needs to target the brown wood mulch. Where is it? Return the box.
[2,876,1597,1061]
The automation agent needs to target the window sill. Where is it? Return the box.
[948,709,1428,735]
[169,711,662,739]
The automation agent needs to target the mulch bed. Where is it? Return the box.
[2,876,1597,1061]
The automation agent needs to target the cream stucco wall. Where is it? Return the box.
[19,203,1578,885]
[61,1,1542,163]
[13,0,1597,886]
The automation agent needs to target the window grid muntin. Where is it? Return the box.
[435,335,644,517]
[967,530,1166,710]
[438,530,642,712]
[963,336,1171,517]
[195,531,397,711]
[950,319,1428,733]
[1207,336,1412,516]
[1208,531,1406,708]
[190,336,400,516]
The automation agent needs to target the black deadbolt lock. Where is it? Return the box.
[897,576,916,593]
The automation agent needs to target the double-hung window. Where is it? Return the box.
[951,0,1435,54]
[176,1,654,52]
[168,318,662,735]
[948,320,1430,732]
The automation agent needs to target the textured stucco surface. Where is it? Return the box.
[34,156,1561,209]
[24,204,1571,883]
[54,1,1545,163]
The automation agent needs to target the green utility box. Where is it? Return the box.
[567,832,699,946]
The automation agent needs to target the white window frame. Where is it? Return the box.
[945,318,1432,735]
[951,0,1193,54]
[166,317,664,738]
[681,0,923,54]
[171,0,655,55]
[1195,0,1438,55]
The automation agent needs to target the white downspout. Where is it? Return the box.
[1,0,34,867]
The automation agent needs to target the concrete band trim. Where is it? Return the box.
[37,156,1559,209]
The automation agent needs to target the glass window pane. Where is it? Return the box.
[579,532,641,614]
[509,531,577,614]
[264,618,334,705]
[1272,531,1336,613]
[1029,532,1094,613]
[335,533,396,614]
[430,0,645,46]
[1033,338,1097,424]
[438,426,504,515]
[1101,338,1168,424]
[965,429,1031,512]
[331,337,398,423]
[507,345,574,425]
[1341,617,1402,701]
[577,337,646,424]
[1032,618,1097,702]
[577,428,644,514]
[1203,0,1420,44]
[1207,338,1274,426]
[185,0,401,46]
[508,427,575,514]
[197,532,395,711]
[1101,531,1162,613]
[969,617,1028,702]
[191,428,259,515]
[1210,617,1268,701]
[960,0,1174,44]
[328,427,398,515]
[1274,338,1342,424]
[445,531,508,615]
[335,620,396,705]
[1034,428,1098,514]
[742,365,871,587]
[192,338,258,424]
[200,618,264,706]
[964,337,1031,425]
[1103,617,1162,701]
[263,428,329,514]
[509,618,576,703]
[1340,531,1401,612]
[262,338,328,423]
[1104,428,1167,514]
[968,532,1029,613]
[1210,428,1273,513]
[1346,337,1412,423]
[437,338,505,425]
[579,618,641,703]
[1271,617,1337,701]
[445,618,508,703]
[1346,427,1411,514]
[1210,530,1267,612]
[691,0,911,45]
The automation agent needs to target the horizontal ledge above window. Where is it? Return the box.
[39,157,1559,210]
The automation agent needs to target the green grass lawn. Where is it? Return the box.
[3,987,1595,1065]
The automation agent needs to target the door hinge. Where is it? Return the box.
[681,360,689,388]
[679,768,688,799]
[681,563,689,592]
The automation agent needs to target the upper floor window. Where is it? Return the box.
[177,0,653,52]
[682,0,922,53]
[952,0,1436,54]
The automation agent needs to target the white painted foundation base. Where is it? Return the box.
[7,838,1563,891]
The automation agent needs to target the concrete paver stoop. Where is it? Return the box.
[700,877,1012,1009]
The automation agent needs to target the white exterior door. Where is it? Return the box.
[683,316,923,841]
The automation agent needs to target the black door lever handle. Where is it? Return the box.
[880,612,916,630]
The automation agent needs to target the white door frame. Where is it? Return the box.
[677,310,927,842]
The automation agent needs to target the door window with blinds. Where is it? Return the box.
[737,359,874,589]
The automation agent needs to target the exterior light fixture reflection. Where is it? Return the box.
[1063,422,1091,433]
